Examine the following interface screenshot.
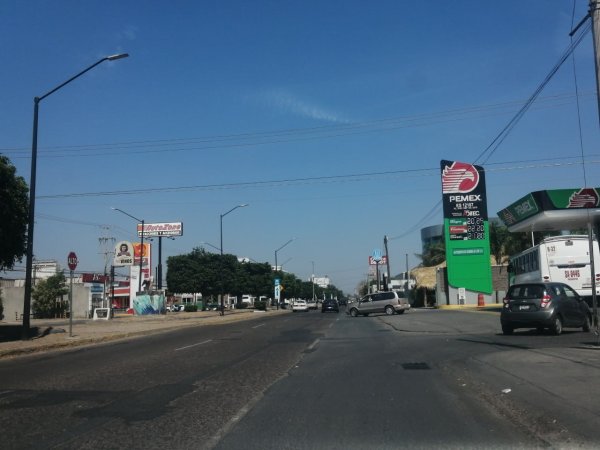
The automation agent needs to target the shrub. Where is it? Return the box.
[254,300,267,311]
[235,303,248,309]
[184,304,198,312]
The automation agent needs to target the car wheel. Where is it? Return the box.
[583,314,591,332]
[385,306,394,315]
[363,313,369,317]
[551,316,563,336]
[350,308,358,317]
[501,324,513,335]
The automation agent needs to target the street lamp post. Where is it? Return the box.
[112,208,145,294]
[218,204,248,314]
[311,261,316,302]
[274,238,295,309]
[22,53,128,338]
[274,238,295,273]
[199,241,222,253]
[220,204,248,255]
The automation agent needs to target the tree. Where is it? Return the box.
[416,241,446,267]
[489,221,510,265]
[0,156,28,270]
[32,272,69,318]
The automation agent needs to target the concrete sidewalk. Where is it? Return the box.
[0,308,289,359]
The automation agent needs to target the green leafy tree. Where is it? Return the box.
[32,272,69,318]
[416,241,446,267]
[233,261,272,302]
[0,156,29,270]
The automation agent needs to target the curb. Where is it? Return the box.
[0,309,289,360]
[436,304,502,311]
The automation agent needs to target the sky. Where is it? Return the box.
[2,0,600,295]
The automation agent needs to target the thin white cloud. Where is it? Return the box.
[116,25,138,41]
[261,88,351,124]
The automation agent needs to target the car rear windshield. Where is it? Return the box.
[507,285,544,300]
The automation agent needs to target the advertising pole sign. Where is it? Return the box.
[440,160,492,294]
[114,241,134,266]
[66,251,78,337]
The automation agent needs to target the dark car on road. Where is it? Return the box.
[501,282,592,335]
[321,299,339,313]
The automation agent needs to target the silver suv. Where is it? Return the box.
[347,291,410,317]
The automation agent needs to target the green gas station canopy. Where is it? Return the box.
[497,188,600,232]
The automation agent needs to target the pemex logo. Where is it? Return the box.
[568,188,599,208]
[441,161,479,194]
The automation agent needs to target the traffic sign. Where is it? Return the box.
[67,251,78,271]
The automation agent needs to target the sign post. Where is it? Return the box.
[67,252,78,337]
[372,249,383,292]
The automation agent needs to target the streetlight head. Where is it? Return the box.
[107,53,129,61]
[240,203,249,207]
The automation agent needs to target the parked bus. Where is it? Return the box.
[508,235,600,302]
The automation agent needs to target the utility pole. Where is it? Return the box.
[99,226,116,308]
[384,235,391,291]
[589,0,600,337]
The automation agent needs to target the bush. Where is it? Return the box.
[184,304,198,312]
[235,303,248,309]
[254,300,267,311]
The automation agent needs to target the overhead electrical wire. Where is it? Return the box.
[36,155,600,200]
[389,18,593,242]
[1,92,594,160]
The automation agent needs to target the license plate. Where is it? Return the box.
[519,305,530,311]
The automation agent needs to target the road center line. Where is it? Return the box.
[175,339,213,351]
[308,338,320,350]
[252,323,266,329]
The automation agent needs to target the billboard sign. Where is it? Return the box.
[138,222,183,237]
[368,255,388,266]
[114,241,134,266]
[441,160,492,294]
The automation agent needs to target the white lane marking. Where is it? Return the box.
[175,339,213,351]
[308,338,320,351]
[252,323,266,329]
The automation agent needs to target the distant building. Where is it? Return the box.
[421,225,443,253]
[33,260,61,280]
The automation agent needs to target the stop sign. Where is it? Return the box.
[67,251,78,271]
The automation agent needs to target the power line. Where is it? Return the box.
[35,155,600,200]
[2,92,594,160]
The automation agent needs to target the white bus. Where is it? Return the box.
[508,235,600,301]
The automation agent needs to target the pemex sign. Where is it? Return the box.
[440,160,492,294]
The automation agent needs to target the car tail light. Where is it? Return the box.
[540,294,551,308]
[595,273,600,282]
[543,276,550,280]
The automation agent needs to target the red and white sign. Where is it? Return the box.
[138,222,183,237]
[441,161,479,194]
[67,251,78,271]
[368,255,388,266]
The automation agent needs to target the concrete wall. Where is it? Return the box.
[1,284,93,322]
[435,265,508,306]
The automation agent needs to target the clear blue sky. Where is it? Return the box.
[2,1,599,294]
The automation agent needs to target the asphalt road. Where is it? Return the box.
[1,307,598,449]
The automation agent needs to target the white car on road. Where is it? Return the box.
[292,299,309,312]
